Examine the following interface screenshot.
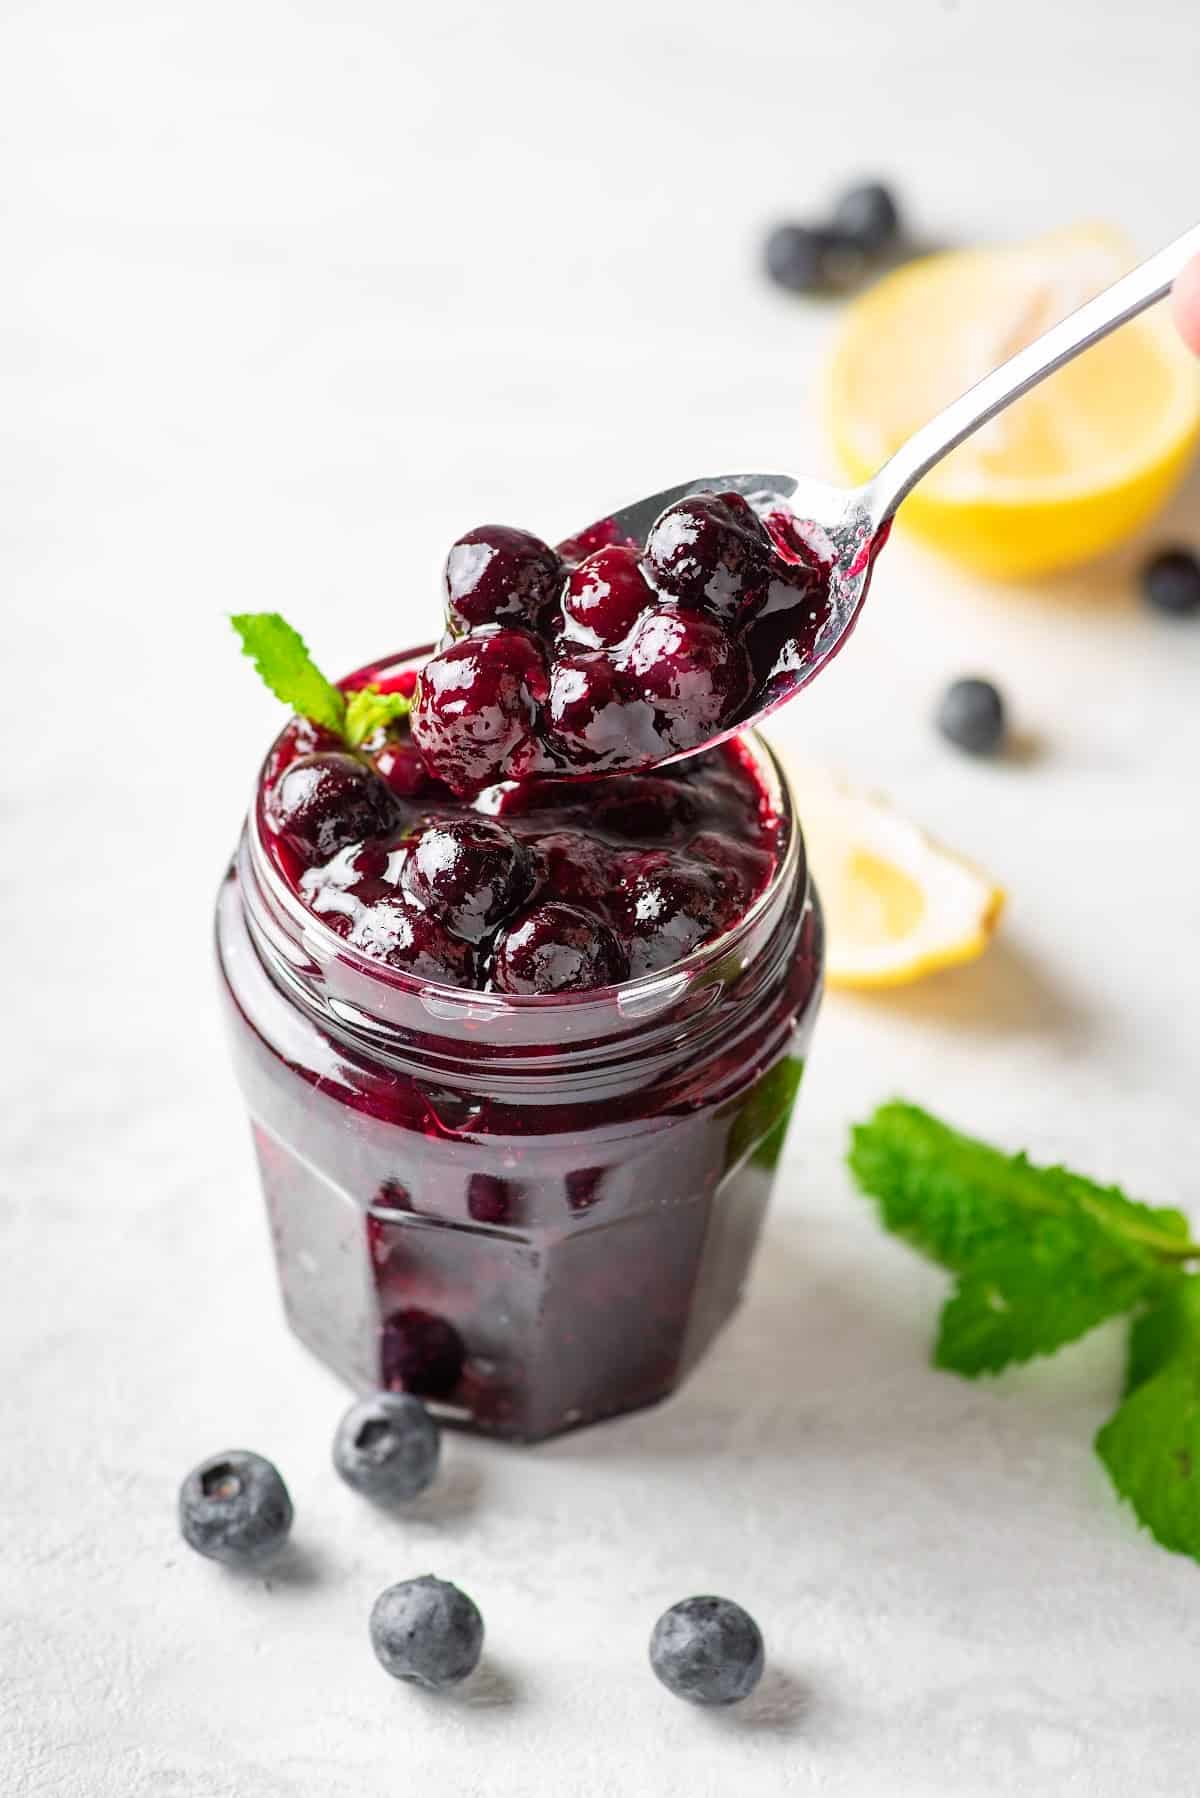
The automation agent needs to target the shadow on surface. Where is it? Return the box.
[259,1539,327,1590]
[711,1664,820,1739]
[398,1456,486,1530]
[836,931,1098,1051]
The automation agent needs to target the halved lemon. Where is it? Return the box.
[789,767,1005,988]
[828,226,1200,577]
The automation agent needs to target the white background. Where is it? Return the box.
[4,3,1200,1794]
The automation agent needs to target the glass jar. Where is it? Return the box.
[215,659,823,1441]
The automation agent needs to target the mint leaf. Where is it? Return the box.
[935,1233,1167,1377]
[343,685,412,748]
[1096,1353,1200,1559]
[1126,1279,1200,1394]
[231,613,346,736]
[726,1056,805,1173]
[849,1102,1190,1277]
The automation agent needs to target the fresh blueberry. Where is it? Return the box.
[490,901,630,995]
[832,180,901,254]
[764,222,848,294]
[270,752,401,863]
[401,816,534,943]
[649,1595,764,1705]
[1142,548,1200,617]
[178,1450,293,1567]
[332,1392,440,1503]
[936,677,1007,755]
[370,1575,484,1689]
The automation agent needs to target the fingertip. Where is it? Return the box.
[1172,257,1200,356]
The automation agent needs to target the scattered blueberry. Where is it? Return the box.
[764,222,847,295]
[332,1392,441,1504]
[1142,547,1200,617]
[178,1450,293,1567]
[370,1575,484,1688]
[935,676,1007,756]
[832,180,901,254]
[649,1595,765,1705]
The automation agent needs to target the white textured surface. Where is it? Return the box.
[4,4,1200,1794]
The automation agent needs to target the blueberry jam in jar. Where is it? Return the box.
[216,649,823,1440]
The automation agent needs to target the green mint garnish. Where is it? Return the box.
[342,684,411,748]
[230,612,410,747]
[850,1101,1200,1560]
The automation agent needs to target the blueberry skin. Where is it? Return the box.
[649,1595,764,1705]
[832,180,901,254]
[178,1450,293,1567]
[764,223,847,294]
[1142,548,1200,617]
[370,1576,484,1689]
[333,1392,441,1503]
[936,677,1007,755]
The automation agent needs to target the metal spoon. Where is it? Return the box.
[580,220,1200,762]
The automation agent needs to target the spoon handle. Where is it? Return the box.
[868,221,1200,524]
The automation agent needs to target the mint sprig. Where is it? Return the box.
[850,1101,1200,1561]
[230,611,410,747]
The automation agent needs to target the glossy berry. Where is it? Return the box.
[381,1307,466,1398]
[526,829,615,910]
[349,895,477,982]
[444,525,562,636]
[764,223,847,294]
[625,607,752,751]
[649,1596,764,1706]
[547,652,653,766]
[332,1392,440,1503]
[401,817,534,943]
[561,545,656,646]
[271,752,400,863]
[832,180,901,254]
[372,738,433,798]
[411,630,548,795]
[370,1575,484,1689]
[645,492,772,623]
[178,1450,293,1567]
[1142,548,1200,617]
[491,902,629,995]
[617,854,727,976]
[936,677,1007,756]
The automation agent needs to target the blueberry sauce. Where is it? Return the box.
[410,494,835,794]
[260,681,784,997]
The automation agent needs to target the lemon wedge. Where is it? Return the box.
[828,226,1200,576]
[789,767,1005,988]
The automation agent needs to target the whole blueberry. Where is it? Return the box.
[832,180,901,254]
[332,1392,441,1503]
[649,1595,764,1705]
[401,816,535,943]
[935,677,1007,755]
[369,1575,484,1688]
[764,222,845,294]
[1142,548,1200,617]
[444,525,562,636]
[490,901,630,995]
[270,751,401,864]
[178,1450,293,1567]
